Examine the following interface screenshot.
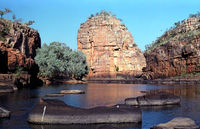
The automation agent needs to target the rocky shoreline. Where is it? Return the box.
[1,74,200,94]
[87,77,200,85]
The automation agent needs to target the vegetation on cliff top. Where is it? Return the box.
[82,10,128,30]
[0,8,36,42]
[35,42,89,80]
[145,12,200,53]
[0,8,35,26]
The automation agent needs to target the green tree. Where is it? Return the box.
[35,42,89,80]
[25,20,35,26]
[0,10,4,18]
[70,50,89,80]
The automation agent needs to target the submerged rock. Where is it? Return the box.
[0,106,10,118]
[151,117,199,129]
[60,90,85,94]
[0,85,14,93]
[125,92,180,106]
[28,99,141,124]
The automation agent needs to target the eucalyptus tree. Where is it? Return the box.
[35,42,89,80]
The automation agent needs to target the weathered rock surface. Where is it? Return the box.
[0,106,10,118]
[151,117,199,129]
[98,125,117,129]
[143,16,200,79]
[77,11,146,78]
[0,19,41,58]
[0,43,38,73]
[0,18,41,86]
[28,99,142,124]
[125,92,180,106]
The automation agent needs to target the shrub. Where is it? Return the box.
[15,66,25,77]
[35,42,89,80]
[116,66,119,72]
[24,20,35,26]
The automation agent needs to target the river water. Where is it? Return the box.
[0,83,200,129]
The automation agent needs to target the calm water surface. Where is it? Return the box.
[0,83,200,129]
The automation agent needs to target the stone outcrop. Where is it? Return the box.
[77,11,146,78]
[151,117,199,129]
[0,106,10,118]
[143,16,200,79]
[125,92,180,106]
[0,19,41,58]
[0,18,41,86]
[0,42,38,73]
[28,99,142,124]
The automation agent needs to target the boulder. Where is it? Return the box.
[0,106,10,118]
[151,117,199,129]
[125,92,180,106]
[28,99,142,124]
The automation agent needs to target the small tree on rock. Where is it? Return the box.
[25,20,35,26]
[0,10,4,18]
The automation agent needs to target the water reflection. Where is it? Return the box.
[84,83,145,107]
[0,83,200,129]
[148,86,200,98]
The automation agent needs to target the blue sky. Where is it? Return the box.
[0,0,200,51]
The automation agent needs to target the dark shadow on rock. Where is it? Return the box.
[141,104,181,112]
[28,99,142,124]
[29,123,141,129]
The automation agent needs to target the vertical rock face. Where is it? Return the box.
[0,19,41,74]
[77,12,146,78]
[0,19,41,58]
[143,16,200,79]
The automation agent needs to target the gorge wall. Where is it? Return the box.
[0,18,41,86]
[143,16,200,79]
[77,11,146,78]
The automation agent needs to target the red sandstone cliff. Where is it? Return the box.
[143,16,200,79]
[0,18,41,86]
[77,11,146,79]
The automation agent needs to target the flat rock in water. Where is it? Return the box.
[45,94,64,97]
[125,92,180,106]
[28,99,142,124]
[0,85,14,93]
[60,90,85,94]
[0,106,10,118]
[151,117,199,129]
